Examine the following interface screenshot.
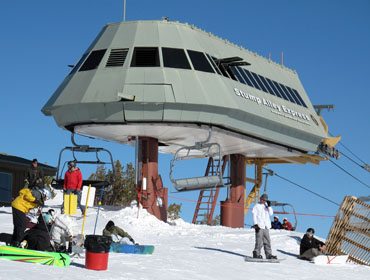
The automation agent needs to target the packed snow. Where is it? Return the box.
[0,191,368,280]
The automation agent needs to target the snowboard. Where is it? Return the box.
[64,193,77,215]
[110,243,155,254]
[244,256,283,263]
[0,245,71,267]
[313,255,349,265]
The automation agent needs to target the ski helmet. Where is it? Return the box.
[260,194,268,200]
[68,161,76,168]
[41,188,52,200]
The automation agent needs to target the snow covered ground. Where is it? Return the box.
[0,192,368,280]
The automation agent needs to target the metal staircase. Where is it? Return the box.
[192,155,228,225]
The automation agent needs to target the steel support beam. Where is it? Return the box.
[137,137,167,222]
[220,154,245,228]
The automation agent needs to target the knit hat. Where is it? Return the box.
[106,220,115,230]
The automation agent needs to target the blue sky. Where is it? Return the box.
[1,0,369,239]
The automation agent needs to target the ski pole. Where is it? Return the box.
[93,186,104,235]
[80,184,91,244]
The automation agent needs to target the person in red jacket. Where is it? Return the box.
[281,217,293,231]
[63,161,84,215]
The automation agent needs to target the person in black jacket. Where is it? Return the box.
[23,210,54,251]
[299,228,327,261]
[25,159,44,189]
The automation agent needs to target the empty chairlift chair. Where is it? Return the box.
[169,142,224,192]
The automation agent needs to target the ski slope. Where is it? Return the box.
[0,192,368,280]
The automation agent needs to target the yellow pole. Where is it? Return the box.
[80,184,92,243]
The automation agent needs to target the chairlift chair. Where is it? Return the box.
[51,134,115,191]
[270,201,298,231]
[169,142,224,192]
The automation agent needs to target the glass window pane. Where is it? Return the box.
[259,75,275,96]
[244,70,261,90]
[279,83,295,103]
[252,72,268,92]
[162,47,191,69]
[69,52,89,75]
[238,67,254,87]
[266,78,282,98]
[187,50,215,73]
[273,81,289,101]
[206,54,222,75]
[131,47,160,67]
[286,86,302,105]
[79,49,107,71]
[230,66,246,84]
[292,88,307,107]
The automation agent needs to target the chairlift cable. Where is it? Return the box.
[337,140,367,165]
[329,131,368,167]
[340,151,370,172]
[263,168,340,206]
[327,158,370,190]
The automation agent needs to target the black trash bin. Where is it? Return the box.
[84,235,112,270]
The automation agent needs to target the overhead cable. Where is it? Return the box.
[327,158,370,190]
[263,168,341,206]
[329,131,369,172]
[337,140,367,165]
[340,151,370,172]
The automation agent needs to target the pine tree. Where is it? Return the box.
[90,161,136,206]
[168,203,182,220]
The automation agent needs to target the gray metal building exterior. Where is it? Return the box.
[42,20,328,160]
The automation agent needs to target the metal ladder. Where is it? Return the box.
[192,155,228,225]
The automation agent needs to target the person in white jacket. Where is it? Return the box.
[50,213,76,252]
[252,193,277,259]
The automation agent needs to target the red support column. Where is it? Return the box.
[137,137,167,222]
[220,154,245,228]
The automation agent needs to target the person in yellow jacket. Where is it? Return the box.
[10,187,51,247]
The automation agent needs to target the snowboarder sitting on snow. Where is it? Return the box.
[10,187,52,248]
[298,228,327,261]
[103,221,136,245]
[271,216,282,229]
[51,212,76,253]
[23,209,55,252]
[281,217,293,231]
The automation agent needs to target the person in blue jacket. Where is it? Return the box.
[271,216,282,229]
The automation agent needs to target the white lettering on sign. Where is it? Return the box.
[233,88,311,125]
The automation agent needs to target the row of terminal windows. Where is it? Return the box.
[70,47,306,108]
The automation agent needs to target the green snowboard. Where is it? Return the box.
[0,246,70,267]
